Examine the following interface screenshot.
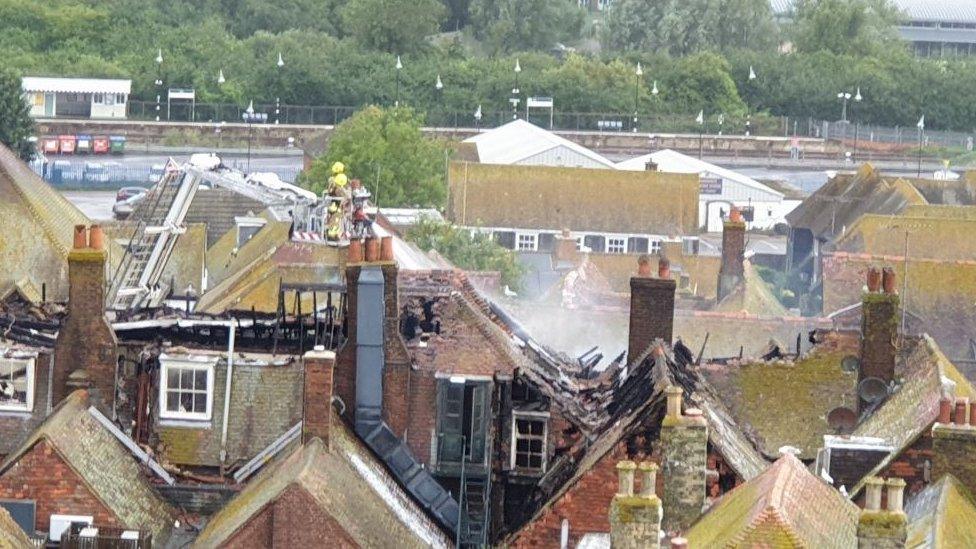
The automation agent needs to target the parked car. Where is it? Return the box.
[116,186,147,202]
[113,190,148,220]
[82,162,109,183]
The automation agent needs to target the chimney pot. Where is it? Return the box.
[729,207,743,223]
[364,236,380,262]
[671,537,688,549]
[88,225,104,250]
[955,398,969,426]
[561,228,571,238]
[882,266,897,294]
[348,239,364,263]
[637,254,653,277]
[73,225,88,249]
[638,461,658,498]
[865,476,884,511]
[969,400,976,427]
[380,236,394,261]
[939,396,952,424]
[616,460,637,496]
[885,478,906,513]
[866,266,882,293]
[665,385,683,419]
[658,257,671,279]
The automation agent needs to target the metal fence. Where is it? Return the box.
[815,119,976,150]
[28,158,301,189]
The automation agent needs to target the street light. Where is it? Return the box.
[511,58,521,120]
[435,74,444,126]
[633,62,642,133]
[154,49,163,122]
[837,91,852,123]
[474,104,483,131]
[275,52,284,124]
[395,55,403,107]
[216,69,226,123]
[852,87,863,162]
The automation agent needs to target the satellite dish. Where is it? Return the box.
[841,356,860,373]
[827,407,857,433]
[858,377,889,403]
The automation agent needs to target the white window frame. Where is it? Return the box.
[510,411,549,473]
[650,239,662,253]
[0,356,35,412]
[516,232,538,251]
[607,237,627,254]
[235,216,267,248]
[159,355,217,421]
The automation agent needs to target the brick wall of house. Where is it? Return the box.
[717,219,746,301]
[0,439,118,532]
[383,360,411,439]
[223,486,357,549]
[52,247,118,410]
[628,277,676,360]
[405,369,437,465]
[873,430,933,501]
[224,504,273,548]
[303,351,334,444]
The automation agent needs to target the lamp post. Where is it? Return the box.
[838,91,852,123]
[852,87,862,162]
[244,101,255,173]
[745,66,756,136]
[633,62,642,133]
[395,55,402,107]
[154,49,163,122]
[511,58,521,120]
[275,52,284,124]
[474,104,482,131]
[916,115,925,177]
[435,74,444,126]
[216,69,225,123]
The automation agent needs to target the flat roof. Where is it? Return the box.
[22,76,132,94]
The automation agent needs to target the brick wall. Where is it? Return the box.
[932,424,976,496]
[223,485,357,549]
[860,293,899,385]
[717,220,745,301]
[872,430,933,502]
[405,370,438,465]
[0,439,118,532]
[303,351,335,444]
[628,277,676,360]
[52,248,118,410]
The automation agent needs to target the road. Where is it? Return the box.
[64,191,116,221]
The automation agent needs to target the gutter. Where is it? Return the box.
[219,321,236,472]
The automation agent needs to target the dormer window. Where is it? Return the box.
[159,355,216,422]
[0,355,34,412]
[235,216,267,249]
[511,411,549,474]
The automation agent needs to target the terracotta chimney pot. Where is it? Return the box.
[955,398,969,426]
[348,239,364,263]
[88,225,104,250]
[671,537,688,549]
[73,225,88,249]
[380,236,394,261]
[658,257,671,280]
[637,254,653,277]
[939,396,953,424]
[866,266,882,293]
[729,207,743,223]
[364,237,380,262]
[882,266,897,294]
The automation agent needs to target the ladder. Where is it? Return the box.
[459,475,490,547]
[108,166,201,310]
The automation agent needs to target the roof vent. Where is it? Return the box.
[826,407,857,433]
[858,377,889,403]
[841,355,860,373]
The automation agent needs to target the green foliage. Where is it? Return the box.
[603,0,777,55]
[341,0,446,53]
[406,216,525,289]
[790,0,903,57]
[301,106,447,208]
[661,52,747,115]
[0,67,36,161]
[469,0,584,53]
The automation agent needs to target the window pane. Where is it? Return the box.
[529,439,543,453]
[529,455,542,468]
[530,421,544,435]
[194,369,207,390]
[167,368,179,388]
[194,393,207,414]
[179,370,193,389]
[180,392,194,412]
[166,391,180,411]
[516,439,530,452]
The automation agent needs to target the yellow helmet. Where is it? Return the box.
[328,202,338,213]
[331,161,345,175]
[334,173,348,187]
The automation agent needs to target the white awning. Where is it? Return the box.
[21,77,132,94]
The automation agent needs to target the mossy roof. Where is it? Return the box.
[159,222,207,293]
[850,336,976,496]
[0,391,175,541]
[699,337,859,459]
[205,209,292,289]
[686,453,859,549]
[713,260,789,317]
[0,505,31,549]
[833,212,976,261]
[192,416,451,548]
[906,474,976,548]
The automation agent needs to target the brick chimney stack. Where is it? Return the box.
[660,386,708,534]
[53,225,118,411]
[552,228,579,265]
[609,460,662,549]
[628,255,676,362]
[857,476,907,548]
[859,266,899,410]
[717,207,746,301]
[931,396,976,497]
[303,346,336,447]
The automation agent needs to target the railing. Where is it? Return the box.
[28,160,301,189]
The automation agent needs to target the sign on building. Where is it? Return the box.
[700,177,723,195]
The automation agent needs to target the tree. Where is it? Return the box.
[301,106,447,208]
[470,0,584,53]
[790,0,903,57]
[661,52,747,115]
[406,216,525,289]
[602,0,777,55]
[341,0,446,53]
[0,68,35,161]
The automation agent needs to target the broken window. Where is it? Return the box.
[516,233,538,251]
[0,356,34,412]
[436,378,491,467]
[607,237,626,254]
[159,355,216,422]
[537,232,556,252]
[584,235,605,253]
[628,237,649,254]
[493,231,516,249]
[511,412,548,474]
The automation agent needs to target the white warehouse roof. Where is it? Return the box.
[616,149,783,200]
[464,120,616,169]
[22,77,132,95]
[771,0,976,23]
